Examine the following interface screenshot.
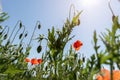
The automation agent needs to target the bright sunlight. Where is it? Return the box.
[82,0,99,7]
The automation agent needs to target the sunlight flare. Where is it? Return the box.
[82,0,99,7]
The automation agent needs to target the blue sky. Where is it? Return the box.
[1,0,120,59]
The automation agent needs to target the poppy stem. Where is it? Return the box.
[8,20,21,41]
[108,0,115,16]
[19,25,26,44]
[28,21,40,47]
[54,61,57,79]
[69,4,75,21]
[110,59,113,80]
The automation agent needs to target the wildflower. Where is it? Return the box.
[113,70,120,80]
[31,58,38,65]
[37,59,42,64]
[100,69,110,80]
[96,75,103,80]
[73,40,83,51]
[25,58,30,62]
[96,69,120,80]
[25,58,43,65]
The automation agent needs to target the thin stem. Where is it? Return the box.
[54,61,57,79]
[1,26,9,34]
[8,20,21,41]
[108,0,115,16]
[6,26,9,36]
[28,21,40,47]
[110,60,113,80]
[69,4,75,21]
[19,25,26,44]
[11,27,20,44]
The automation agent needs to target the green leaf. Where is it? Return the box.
[72,11,83,26]
[0,12,9,23]
[0,25,2,29]
[4,65,24,76]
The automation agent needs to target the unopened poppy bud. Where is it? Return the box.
[25,58,30,62]
[82,57,85,62]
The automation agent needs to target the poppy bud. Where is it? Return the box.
[19,22,22,29]
[38,24,41,29]
[25,58,30,62]
[37,45,42,53]
[3,34,7,40]
[82,57,85,62]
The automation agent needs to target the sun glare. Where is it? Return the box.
[82,0,99,7]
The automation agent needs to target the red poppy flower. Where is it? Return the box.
[96,69,120,80]
[96,69,110,80]
[37,59,42,64]
[100,69,110,80]
[113,70,120,80]
[96,75,103,80]
[73,40,83,51]
[25,58,30,62]
[31,58,38,65]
